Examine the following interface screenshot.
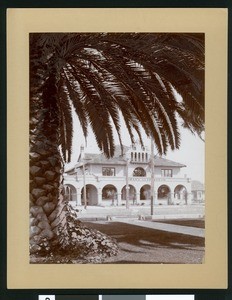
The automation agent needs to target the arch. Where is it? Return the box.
[121,184,136,202]
[81,184,98,206]
[63,184,77,202]
[157,184,171,200]
[133,167,146,177]
[140,184,151,200]
[174,184,187,201]
[102,184,118,201]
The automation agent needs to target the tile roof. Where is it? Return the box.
[79,145,186,168]
[191,180,205,191]
[65,145,186,174]
[153,156,186,168]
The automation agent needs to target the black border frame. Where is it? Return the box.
[0,1,231,299]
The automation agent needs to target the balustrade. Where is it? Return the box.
[65,173,190,183]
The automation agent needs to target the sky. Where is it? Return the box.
[65,113,205,183]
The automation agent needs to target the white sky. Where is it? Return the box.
[65,112,205,183]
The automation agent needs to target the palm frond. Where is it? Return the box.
[30,32,205,160]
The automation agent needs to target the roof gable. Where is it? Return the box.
[191,180,205,191]
[76,145,186,168]
[154,157,186,168]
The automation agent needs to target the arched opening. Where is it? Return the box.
[140,184,151,200]
[157,185,171,200]
[63,184,77,202]
[81,184,98,206]
[102,184,117,205]
[133,167,146,177]
[174,185,187,201]
[121,185,136,203]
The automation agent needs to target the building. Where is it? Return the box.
[63,144,192,207]
[191,180,205,203]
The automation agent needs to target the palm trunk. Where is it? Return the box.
[29,57,118,261]
[29,60,68,254]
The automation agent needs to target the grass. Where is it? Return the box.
[153,218,205,229]
[30,218,205,264]
[83,220,205,264]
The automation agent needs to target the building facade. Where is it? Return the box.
[191,180,205,203]
[64,144,192,207]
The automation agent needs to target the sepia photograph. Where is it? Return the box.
[7,8,227,289]
[29,32,205,264]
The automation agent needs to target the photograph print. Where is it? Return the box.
[29,32,205,264]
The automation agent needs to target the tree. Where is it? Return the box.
[29,33,204,258]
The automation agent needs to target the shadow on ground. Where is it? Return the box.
[155,219,205,229]
[84,221,204,249]
[83,221,205,264]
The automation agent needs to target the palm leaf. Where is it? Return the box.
[30,32,205,161]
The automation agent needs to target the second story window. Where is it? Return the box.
[161,169,173,177]
[133,167,146,177]
[102,167,115,176]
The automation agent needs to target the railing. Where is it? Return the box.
[64,173,190,183]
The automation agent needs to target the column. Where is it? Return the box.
[154,191,158,206]
[186,192,192,205]
[126,186,130,208]
[76,188,82,206]
[98,188,102,205]
[169,193,175,205]
[136,192,140,204]
[117,192,122,206]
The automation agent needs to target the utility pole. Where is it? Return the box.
[83,161,87,209]
[80,144,88,209]
[126,157,130,209]
[150,139,155,215]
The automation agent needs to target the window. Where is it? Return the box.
[102,167,115,176]
[161,169,173,177]
[133,167,146,177]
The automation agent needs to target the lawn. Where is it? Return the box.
[153,218,205,229]
[30,218,205,264]
[84,220,205,264]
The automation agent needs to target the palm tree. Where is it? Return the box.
[29,33,204,256]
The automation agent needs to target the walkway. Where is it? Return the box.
[74,203,205,219]
[112,218,205,237]
[75,204,205,238]
[84,218,205,264]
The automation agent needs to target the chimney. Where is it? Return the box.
[79,144,85,161]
